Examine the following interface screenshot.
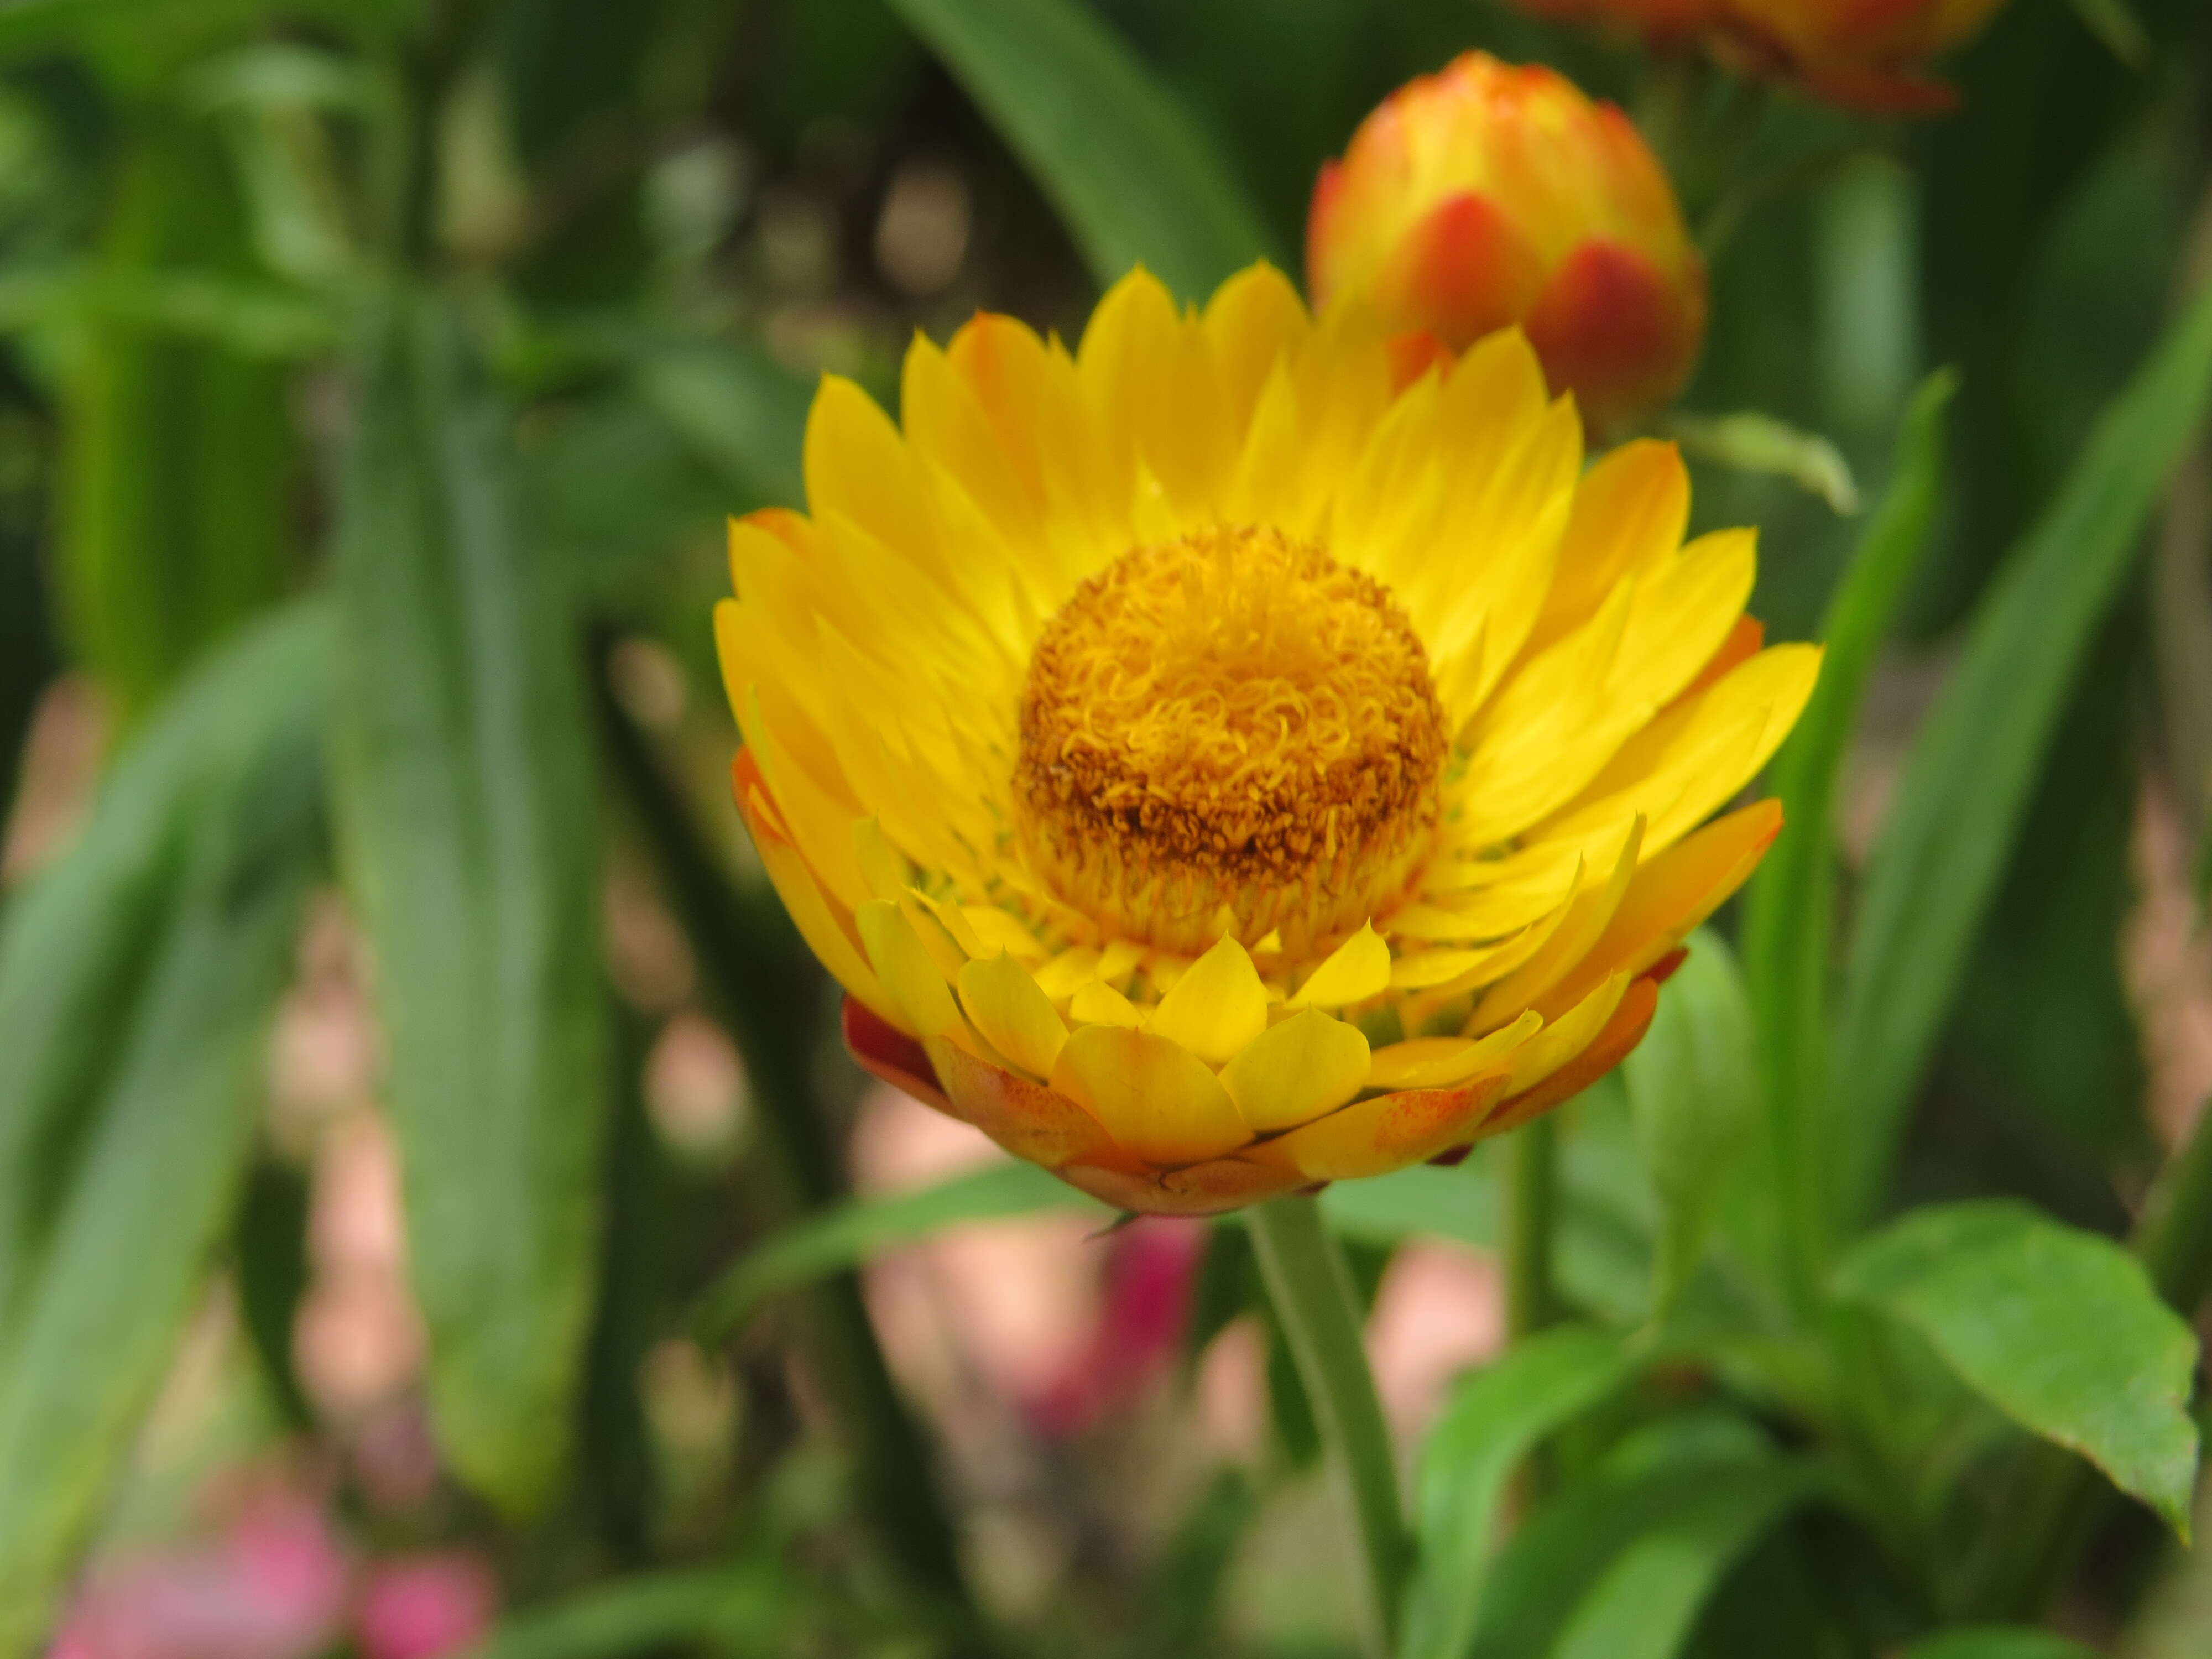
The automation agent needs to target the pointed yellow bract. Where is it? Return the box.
[721,260,1813,1215]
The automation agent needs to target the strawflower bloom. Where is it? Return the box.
[1306,54,1705,438]
[716,263,1815,1217]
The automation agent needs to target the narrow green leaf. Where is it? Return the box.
[1832,1200,2200,1535]
[1833,280,2212,1229]
[1621,928,1760,1314]
[0,606,326,1658]
[1902,1629,2095,1659]
[1740,371,1953,1296]
[880,0,1284,300]
[55,108,298,719]
[1401,1326,1640,1659]
[1548,1460,1822,1659]
[332,294,608,1516]
[1664,410,1861,514]
[2066,0,2150,68]
[465,1565,791,1659]
[695,1159,1104,1340]
[0,601,331,1333]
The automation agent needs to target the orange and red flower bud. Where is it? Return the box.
[1306,53,1707,439]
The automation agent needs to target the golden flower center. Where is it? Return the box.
[1013,525,1448,958]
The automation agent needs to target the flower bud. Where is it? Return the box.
[1307,53,1705,438]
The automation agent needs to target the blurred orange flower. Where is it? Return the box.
[1514,0,2013,112]
[1718,0,2011,111]
[1306,53,1706,439]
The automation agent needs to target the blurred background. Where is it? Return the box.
[2,0,2212,1655]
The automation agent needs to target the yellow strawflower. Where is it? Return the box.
[716,263,1815,1215]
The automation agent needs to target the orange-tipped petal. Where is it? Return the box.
[1254,1072,1514,1182]
[843,996,953,1114]
[1055,1154,1308,1217]
[1487,972,1661,1135]
[928,1034,1142,1173]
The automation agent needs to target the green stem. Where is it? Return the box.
[1249,1195,1410,1659]
[1504,1118,1559,1341]
[589,633,980,1627]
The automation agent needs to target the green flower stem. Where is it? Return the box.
[589,634,979,1630]
[1504,1118,1559,1341]
[1249,1194,1410,1658]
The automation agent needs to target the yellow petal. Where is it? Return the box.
[1097,937,1146,987]
[1472,816,1644,1031]
[1389,947,1498,989]
[1366,1011,1542,1092]
[1202,260,1310,432]
[1537,798,1783,1021]
[856,899,962,1039]
[956,952,1068,1079]
[1034,946,1103,1000]
[1506,972,1630,1094]
[1050,1025,1250,1165]
[898,890,972,982]
[1290,924,1391,1008]
[1219,1009,1371,1134]
[737,766,898,1030]
[852,818,909,902]
[1527,437,1691,654]
[1071,978,1144,1027]
[962,905,1047,960]
[1146,935,1268,1063]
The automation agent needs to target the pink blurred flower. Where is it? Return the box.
[354,1552,499,1659]
[48,1489,348,1659]
[1026,1219,1207,1438]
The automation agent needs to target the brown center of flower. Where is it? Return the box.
[1013,525,1448,958]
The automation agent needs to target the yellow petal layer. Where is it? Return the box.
[1050,1025,1251,1166]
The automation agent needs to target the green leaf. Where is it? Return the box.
[1401,1326,1640,1659]
[695,1159,1105,1339]
[0,603,327,1658]
[54,108,299,719]
[466,1565,793,1659]
[1832,279,2212,1230]
[1664,410,1861,515]
[0,600,330,1331]
[1620,928,1760,1314]
[632,338,810,512]
[1548,1460,1822,1659]
[880,0,1284,300]
[332,293,608,1516]
[2065,0,2150,68]
[1462,1421,1803,1659]
[1900,1629,2096,1659]
[1831,1199,2200,1535]
[1740,371,1953,1292]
